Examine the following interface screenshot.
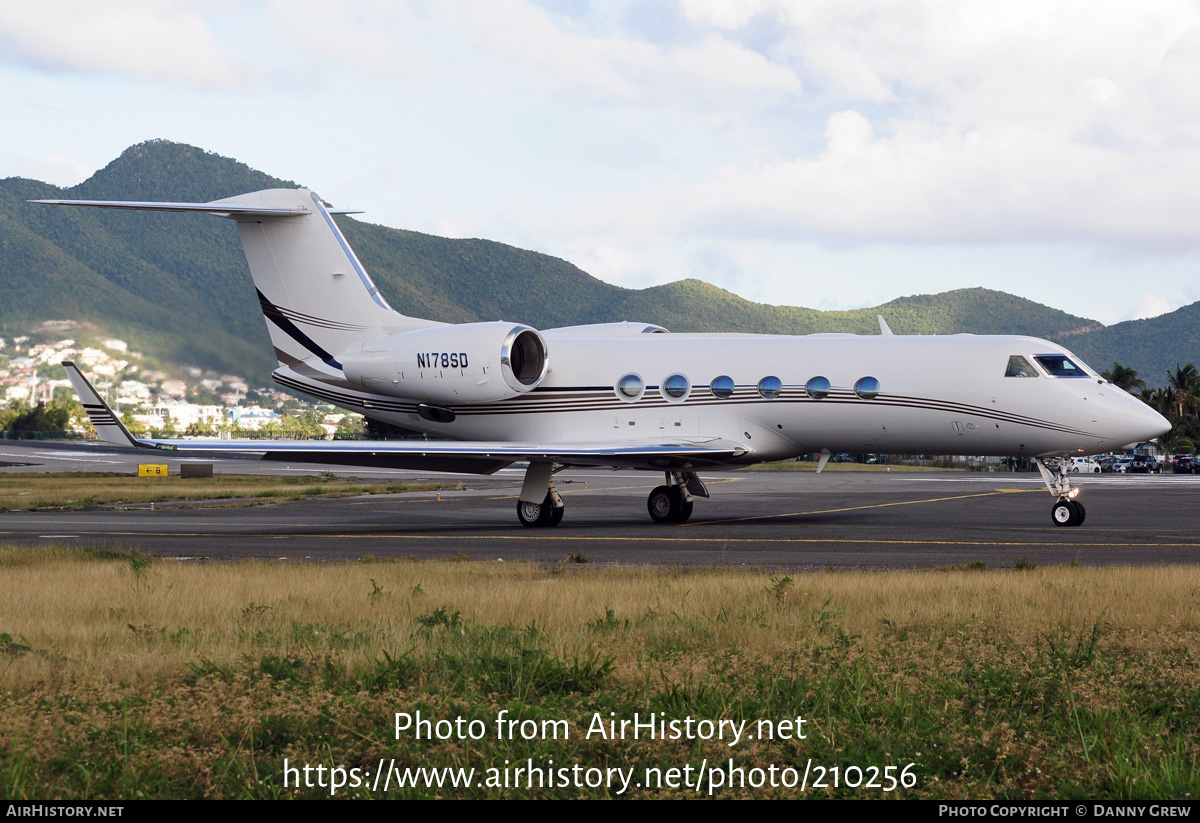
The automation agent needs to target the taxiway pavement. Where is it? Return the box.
[1,440,1196,569]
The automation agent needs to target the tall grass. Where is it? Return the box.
[1,547,1197,798]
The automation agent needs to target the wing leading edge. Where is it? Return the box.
[30,199,362,218]
[64,363,747,474]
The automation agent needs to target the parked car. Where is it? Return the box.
[1112,458,1133,474]
[1097,454,1121,472]
[1173,456,1198,474]
[1069,456,1101,473]
[1127,455,1162,474]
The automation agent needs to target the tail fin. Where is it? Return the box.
[34,189,437,374]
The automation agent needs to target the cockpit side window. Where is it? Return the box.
[1033,354,1087,377]
[1005,355,1039,377]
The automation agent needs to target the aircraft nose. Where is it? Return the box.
[1115,395,1171,446]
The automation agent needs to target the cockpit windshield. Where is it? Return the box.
[1005,355,1039,378]
[1033,354,1088,377]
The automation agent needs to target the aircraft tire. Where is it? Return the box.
[548,504,565,526]
[1071,500,1086,525]
[1051,500,1080,527]
[647,486,679,523]
[677,498,694,523]
[517,494,559,527]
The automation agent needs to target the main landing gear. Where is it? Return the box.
[1035,456,1086,527]
[515,464,710,526]
[516,462,565,528]
[647,485,692,523]
[647,471,707,524]
[517,493,564,527]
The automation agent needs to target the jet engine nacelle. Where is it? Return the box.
[342,322,548,403]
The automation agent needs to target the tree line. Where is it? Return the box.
[1102,362,1198,454]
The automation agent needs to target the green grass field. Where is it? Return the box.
[1,547,1196,799]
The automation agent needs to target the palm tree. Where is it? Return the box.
[1139,386,1172,418]
[1102,362,1146,393]
[1158,428,1195,456]
[1166,364,1200,419]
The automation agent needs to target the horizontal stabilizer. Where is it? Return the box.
[31,199,362,219]
[64,362,147,449]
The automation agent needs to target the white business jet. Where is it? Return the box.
[36,189,1170,528]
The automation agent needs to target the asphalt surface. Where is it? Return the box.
[1,440,1197,569]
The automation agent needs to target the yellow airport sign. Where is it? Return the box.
[138,464,169,477]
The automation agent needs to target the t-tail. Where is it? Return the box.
[32,189,437,384]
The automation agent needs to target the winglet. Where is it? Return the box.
[877,315,894,336]
[63,362,148,449]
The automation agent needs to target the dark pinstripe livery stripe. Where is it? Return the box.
[256,290,344,369]
[82,402,122,427]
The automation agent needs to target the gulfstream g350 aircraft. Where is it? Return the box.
[37,189,1170,528]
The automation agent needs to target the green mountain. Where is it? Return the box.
[1063,302,1200,387]
[0,139,1194,387]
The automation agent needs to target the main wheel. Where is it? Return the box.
[517,494,562,527]
[648,486,692,523]
[1072,500,1086,525]
[648,485,676,523]
[1051,499,1080,527]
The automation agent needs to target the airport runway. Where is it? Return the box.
[1,440,1198,569]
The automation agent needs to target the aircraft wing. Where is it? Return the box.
[65,363,747,474]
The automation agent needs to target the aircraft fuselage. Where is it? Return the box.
[280,331,1165,463]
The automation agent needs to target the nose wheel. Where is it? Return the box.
[1051,499,1086,527]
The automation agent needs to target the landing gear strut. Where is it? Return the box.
[1036,456,1086,527]
[647,471,701,523]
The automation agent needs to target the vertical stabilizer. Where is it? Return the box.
[211,189,437,372]
[33,188,439,376]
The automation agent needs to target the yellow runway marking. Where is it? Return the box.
[690,488,1042,526]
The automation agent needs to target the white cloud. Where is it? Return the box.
[40,153,95,187]
[643,0,1200,251]
[0,1,249,87]
[265,0,801,110]
[1088,288,1200,325]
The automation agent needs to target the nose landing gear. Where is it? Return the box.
[1036,456,1086,527]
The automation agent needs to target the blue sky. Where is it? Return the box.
[3,0,1200,326]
